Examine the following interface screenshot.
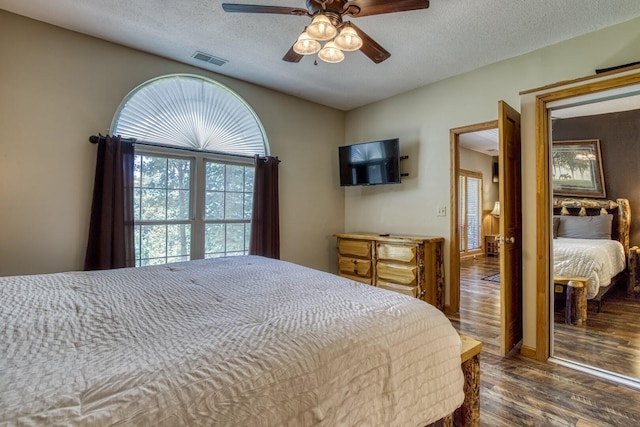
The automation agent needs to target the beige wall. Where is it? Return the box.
[459,147,497,212]
[0,11,345,276]
[345,16,640,350]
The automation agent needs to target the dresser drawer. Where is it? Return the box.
[338,256,372,279]
[376,261,418,286]
[376,242,418,264]
[338,239,372,258]
[377,279,419,298]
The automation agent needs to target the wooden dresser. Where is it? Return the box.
[334,233,445,310]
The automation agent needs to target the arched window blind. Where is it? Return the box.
[111,74,268,156]
[108,74,270,266]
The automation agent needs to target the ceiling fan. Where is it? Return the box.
[221,0,430,64]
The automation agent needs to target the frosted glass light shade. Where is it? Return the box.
[307,14,337,41]
[491,201,500,217]
[293,31,321,55]
[334,26,362,51]
[318,41,344,63]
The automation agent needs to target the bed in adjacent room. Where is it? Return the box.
[553,198,630,317]
[0,255,466,426]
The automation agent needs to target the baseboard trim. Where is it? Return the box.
[520,345,536,358]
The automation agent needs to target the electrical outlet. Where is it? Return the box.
[437,206,447,217]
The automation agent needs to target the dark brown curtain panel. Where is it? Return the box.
[84,136,135,270]
[249,155,280,259]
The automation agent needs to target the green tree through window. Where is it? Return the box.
[204,161,254,258]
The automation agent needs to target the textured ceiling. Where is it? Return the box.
[2,0,640,111]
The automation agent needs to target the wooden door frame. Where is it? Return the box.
[533,68,640,361]
[449,120,499,314]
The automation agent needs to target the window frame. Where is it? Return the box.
[458,169,484,256]
[134,144,254,265]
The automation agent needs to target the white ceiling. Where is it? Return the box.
[459,129,499,156]
[2,0,640,111]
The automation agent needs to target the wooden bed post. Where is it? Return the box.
[629,246,640,296]
[430,336,482,427]
[616,198,631,256]
[455,335,482,427]
[554,276,589,324]
[565,280,587,325]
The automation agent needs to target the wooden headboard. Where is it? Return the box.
[553,197,631,256]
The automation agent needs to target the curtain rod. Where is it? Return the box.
[88,135,275,161]
[89,135,137,144]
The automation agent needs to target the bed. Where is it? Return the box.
[0,255,464,426]
[553,237,626,299]
[553,198,630,316]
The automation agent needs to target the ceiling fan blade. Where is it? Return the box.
[222,3,310,17]
[345,0,429,17]
[349,22,390,64]
[283,45,304,63]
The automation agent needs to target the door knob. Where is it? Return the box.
[496,236,515,245]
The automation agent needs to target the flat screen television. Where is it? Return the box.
[339,138,401,186]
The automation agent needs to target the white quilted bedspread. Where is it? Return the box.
[0,256,463,426]
[553,238,626,299]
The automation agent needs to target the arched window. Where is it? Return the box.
[111,74,269,266]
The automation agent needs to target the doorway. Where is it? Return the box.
[450,100,523,356]
[450,120,498,313]
[534,67,640,385]
[550,90,640,383]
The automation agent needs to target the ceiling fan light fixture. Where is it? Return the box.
[293,31,321,55]
[334,26,362,51]
[306,14,337,41]
[318,41,344,63]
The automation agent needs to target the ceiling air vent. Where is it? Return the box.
[192,51,228,67]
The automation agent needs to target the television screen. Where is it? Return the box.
[339,138,401,186]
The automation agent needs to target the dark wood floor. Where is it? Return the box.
[450,256,640,426]
[554,279,640,380]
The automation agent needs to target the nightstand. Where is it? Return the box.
[485,234,499,256]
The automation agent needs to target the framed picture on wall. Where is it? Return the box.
[552,139,606,198]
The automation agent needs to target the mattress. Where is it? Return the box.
[0,255,464,426]
[553,237,626,299]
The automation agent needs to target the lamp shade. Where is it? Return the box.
[334,26,362,51]
[307,14,337,40]
[491,201,500,217]
[293,31,321,55]
[318,41,344,63]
